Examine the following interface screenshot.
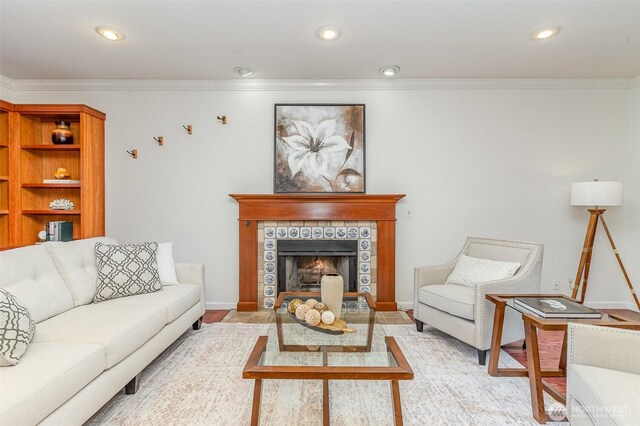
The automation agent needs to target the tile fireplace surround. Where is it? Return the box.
[230,194,405,311]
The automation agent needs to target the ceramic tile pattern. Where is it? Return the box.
[257,220,377,309]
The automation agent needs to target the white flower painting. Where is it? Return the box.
[275,104,365,193]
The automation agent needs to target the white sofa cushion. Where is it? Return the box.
[44,237,118,306]
[94,242,162,302]
[445,255,521,287]
[101,284,201,323]
[418,284,475,321]
[0,245,74,323]
[34,303,167,369]
[157,242,179,285]
[0,289,36,366]
[0,342,104,426]
[568,363,640,425]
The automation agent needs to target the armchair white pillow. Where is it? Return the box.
[445,255,521,287]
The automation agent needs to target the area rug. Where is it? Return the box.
[87,323,566,425]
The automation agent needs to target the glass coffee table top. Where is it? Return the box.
[260,292,396,367]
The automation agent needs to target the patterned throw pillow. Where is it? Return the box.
[0,288,36,366]
[445,255,521,287]
[94,242,162,302]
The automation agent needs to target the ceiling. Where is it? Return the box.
[1,1,639,80]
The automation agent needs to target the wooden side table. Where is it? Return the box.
[485,294,640,424]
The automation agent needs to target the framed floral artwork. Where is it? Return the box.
[274,104,365,193]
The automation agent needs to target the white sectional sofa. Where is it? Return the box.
[0,237,205,425]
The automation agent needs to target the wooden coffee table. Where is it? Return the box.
[242,292,414,425]
[486,294,640,424]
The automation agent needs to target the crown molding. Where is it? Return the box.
[0,74,635,92]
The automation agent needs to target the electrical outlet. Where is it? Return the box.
[552,279,560,291]
[406,208,413,219]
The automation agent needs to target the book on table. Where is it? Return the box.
[513,297,602,319]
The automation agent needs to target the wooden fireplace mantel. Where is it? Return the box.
[230,194,406,311]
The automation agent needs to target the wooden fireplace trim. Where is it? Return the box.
[230,194,406,312]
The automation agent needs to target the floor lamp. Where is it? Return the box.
[570,180,640,310]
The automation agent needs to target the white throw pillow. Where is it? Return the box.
[445,255,521,287]
[157,242,179,285]
[0,288,36,366]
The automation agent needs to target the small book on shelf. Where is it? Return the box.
[46,221,73,242]
[514,297,602,319]
[43,179,80,184]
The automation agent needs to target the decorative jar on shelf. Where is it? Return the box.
[51,121,73,144]
[321,273,343,318]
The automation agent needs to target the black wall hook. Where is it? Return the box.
[183,124,192,134]
[126,149,138,159]
[153,136,164,146]
[217,115,227,125]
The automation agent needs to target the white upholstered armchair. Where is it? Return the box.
[567,323,640,425]
[413,237,543,364]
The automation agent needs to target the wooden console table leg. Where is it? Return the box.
[488,301,506,375]
[323,379,330,426]
[524,321,546,424]
[559,331,568,373]
[391,379,403,426]
[251,379,262,426]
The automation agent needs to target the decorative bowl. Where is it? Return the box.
[288,312,355,335]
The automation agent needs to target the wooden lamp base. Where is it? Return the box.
[572,209,640,310]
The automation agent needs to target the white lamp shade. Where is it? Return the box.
[571,181,623,206]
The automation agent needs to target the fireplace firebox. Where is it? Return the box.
[277,240,358,295]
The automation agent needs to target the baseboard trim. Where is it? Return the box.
[205,302,237,310]
[397,302,414,312]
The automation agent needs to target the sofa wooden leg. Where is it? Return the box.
[192,316,203,330]
[125,374,140,395]
[478,349,488,365]
[415,319,424,332]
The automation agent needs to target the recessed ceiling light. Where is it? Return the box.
[379,65,400,77]
[96,26,125,41]
[235,67,255,77]
[531,26,560,40]
[317,27,340,41]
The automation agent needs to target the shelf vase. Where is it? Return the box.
[321,273,343,319]
[51,121,73,145]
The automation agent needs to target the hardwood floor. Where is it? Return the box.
[203,310,230,323]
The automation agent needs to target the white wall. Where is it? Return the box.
[0,78,13,101]
[6,80,637,310]
[622,82,640,310]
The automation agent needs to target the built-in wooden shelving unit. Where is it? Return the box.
[0,100,105,249]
